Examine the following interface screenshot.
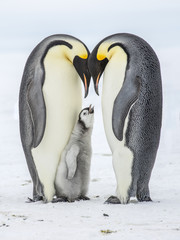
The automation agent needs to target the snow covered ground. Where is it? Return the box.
[0,46,180,240]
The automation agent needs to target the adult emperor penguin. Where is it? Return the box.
[88,33,162,204]
[19,34,90,202]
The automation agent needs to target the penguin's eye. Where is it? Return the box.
[83,111,88,116]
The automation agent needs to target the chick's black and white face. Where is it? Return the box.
[79,106,94,129]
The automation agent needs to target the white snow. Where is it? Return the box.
[0,46,180,239]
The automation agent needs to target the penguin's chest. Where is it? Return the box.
[42,59,82,153]
[31,47,82,202]
[32,57,82,161]
[101,54,127,151]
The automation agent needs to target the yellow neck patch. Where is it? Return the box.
[79,53,88,59]
[97,53,106,61]
[96,41,112,61]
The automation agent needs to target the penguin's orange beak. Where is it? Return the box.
[95,73,101,95]
[83,74,88,98]
[88,55,108,96]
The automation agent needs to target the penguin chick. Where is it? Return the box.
[54,105,94,202]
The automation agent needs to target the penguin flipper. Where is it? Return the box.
[112,75,141,141]
[27,65,46,148]
[65,144,80,180]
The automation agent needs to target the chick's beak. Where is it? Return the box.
[88,104,94,114]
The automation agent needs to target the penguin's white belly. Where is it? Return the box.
[32,53,82,202]
[102,51,133,203]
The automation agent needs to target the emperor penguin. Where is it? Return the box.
[88,33,162,204]
[19,34,91,202]
[54,105,94,202]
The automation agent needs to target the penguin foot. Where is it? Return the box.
[104,196,121,204]
[52,197,68,203]
[137,194,152,202]
[26,197,35,203]
[52,196,90,203]
[26,195,43,203]
[78,196,90,201]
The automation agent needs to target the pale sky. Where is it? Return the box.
[0,0,180,51]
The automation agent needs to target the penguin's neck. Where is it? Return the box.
[72,122,92,139]
[104,48,127,94]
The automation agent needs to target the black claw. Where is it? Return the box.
[26,196,43,203]
[26,197,35,203]
[137,194,152,202]
[35,196,44,201]
[78,196,90,201]
[104,196,121,204]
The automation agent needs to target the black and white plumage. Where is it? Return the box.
[54,105,94,202]
[19,34,90,202]
[88,33,162,204]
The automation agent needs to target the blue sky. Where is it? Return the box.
[0,0,180,51]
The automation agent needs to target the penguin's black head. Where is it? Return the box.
[88,46,108,95]
[78,104,94,129]
[73,56,91,98]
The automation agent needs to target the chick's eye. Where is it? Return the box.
[83,112,86,115]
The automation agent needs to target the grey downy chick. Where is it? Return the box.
[54,105,94,202]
